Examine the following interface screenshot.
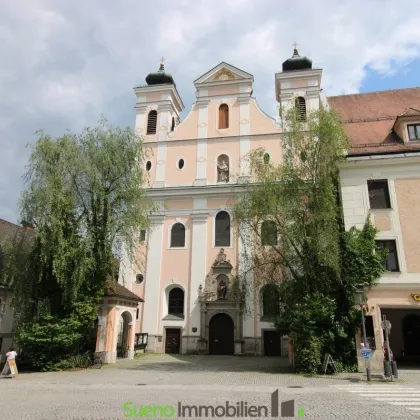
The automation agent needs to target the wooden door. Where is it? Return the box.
[209,313,234,355]
[264,330,281,356]
[165,329,181,354]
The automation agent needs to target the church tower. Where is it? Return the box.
[133,61,184,188]
[275,47,323,119]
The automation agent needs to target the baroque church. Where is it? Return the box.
[117,48,420,369]
[118,48,321,358]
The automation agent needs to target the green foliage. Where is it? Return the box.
[5,117,151,370]
[235,107,386,373]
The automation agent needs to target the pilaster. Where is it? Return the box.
[142,215,165,334]
[195,100,209,186]
[189,212,209,337]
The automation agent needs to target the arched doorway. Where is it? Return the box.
[209,313,234,355]
[403,314,420,356]
[117,311,132,359]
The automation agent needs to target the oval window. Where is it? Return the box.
[263,153,270,164]
[135,274,144,284]
[146,161,152,171]
[178,159,185,170]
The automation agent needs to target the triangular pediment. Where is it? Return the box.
[194,62,253,85]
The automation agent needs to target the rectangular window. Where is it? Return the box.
[376,240,399,272]
[140,229,146,242]
[408,124,420,141]
[368,180,391,209]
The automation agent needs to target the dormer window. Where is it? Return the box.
[408,124,420,141]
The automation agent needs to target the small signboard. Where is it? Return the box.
[360,347,372,360]
[1,360,18,376]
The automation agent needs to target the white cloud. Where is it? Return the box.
[1,0,420,222]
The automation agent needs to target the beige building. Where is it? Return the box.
[330,88,420,370]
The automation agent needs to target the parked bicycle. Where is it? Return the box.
[84,350,103,369]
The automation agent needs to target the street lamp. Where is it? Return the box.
[355,289,372,381]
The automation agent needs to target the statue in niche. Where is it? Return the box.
[217,277,228,300]
[217,158,229,182]
[216,248,226,263]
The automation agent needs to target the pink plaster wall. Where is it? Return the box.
[165,142,197,184]
[207,100,240,138]
[165,199,194,210]
[206,140,240,183]
[169,105,198,141]
[145,93,162,103]
[249,100,280,135]
[291,80,308,89]
[143,145,157,186]
[207,86,240,96]
[159,217,191,290]
[395,178,420,273]
[250,135,283,165]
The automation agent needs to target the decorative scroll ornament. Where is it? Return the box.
[411,294,420,301]
[213,68,235,81]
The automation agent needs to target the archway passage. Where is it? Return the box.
[209,313,234,355]
[403,314,420,356]
[117,311,132,359]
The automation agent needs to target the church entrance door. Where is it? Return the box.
[209,313,234,355]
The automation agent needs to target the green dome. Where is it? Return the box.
[282,48,312,72]
[145,63,175,86]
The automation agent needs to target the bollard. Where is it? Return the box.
[391,361,398,379]
[384,360,392,377]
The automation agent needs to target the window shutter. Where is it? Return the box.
[147,111,158,134]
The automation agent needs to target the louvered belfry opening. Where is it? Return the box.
[219,104,229,129]
[147,110,158,134]
[295,97,306,122]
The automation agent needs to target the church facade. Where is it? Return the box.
[118,49,420,367]
[118,49,324,358]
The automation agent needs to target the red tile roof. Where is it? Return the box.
[104,279,144,302]
[328,87,420,156]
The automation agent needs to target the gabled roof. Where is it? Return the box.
[104,279,144,302]
[328,87,420,156]
[194,62,253,85]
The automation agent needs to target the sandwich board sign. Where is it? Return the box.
[322,353,337,374]
[1,359,18,376]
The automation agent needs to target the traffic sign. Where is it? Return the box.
[360,347,372,359]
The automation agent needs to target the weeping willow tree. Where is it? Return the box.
[7,118,150,370]
[234,107,386,373]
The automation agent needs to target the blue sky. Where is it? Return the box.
[1,0,420,223]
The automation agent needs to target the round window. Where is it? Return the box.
[263,153,270,164]
[146,161,152,171]
[178,158,185,169]
[135,274,144,284]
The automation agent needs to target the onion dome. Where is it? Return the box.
[145,61,175,86]
[282,48,312,72]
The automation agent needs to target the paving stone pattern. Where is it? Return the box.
[1,355,419,420]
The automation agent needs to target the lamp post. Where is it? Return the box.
[355,289,372,382]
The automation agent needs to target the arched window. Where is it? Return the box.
[262,284,280,317]
[147,110,158,134]
[170,223,185,248]
[168,287,184,316]
[295,97,306,122]
[171,116,175,132]
[261,220,278,246]
[217,154,229,182]
[219,104,229,129]
[215,211,230,246]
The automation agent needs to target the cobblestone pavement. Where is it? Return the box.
[1,354,419,420]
